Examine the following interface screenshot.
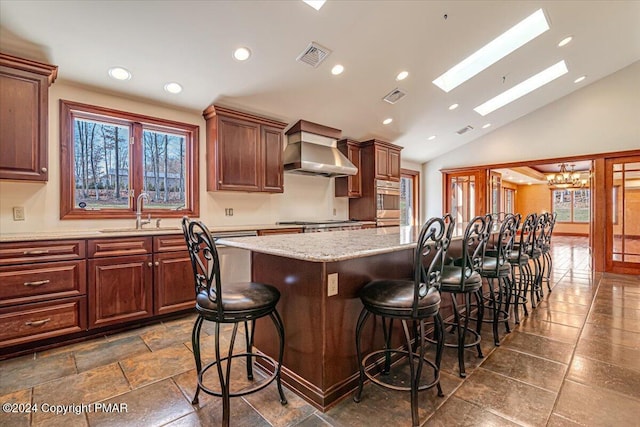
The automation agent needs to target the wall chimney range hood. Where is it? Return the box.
[283,120,357,178]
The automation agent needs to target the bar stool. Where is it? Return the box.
[540,212,557,293]
[529,213,546,305]
[439,215,490,377]
[353,216,451,427]
[480,214,519,345]
[182,217,287,427]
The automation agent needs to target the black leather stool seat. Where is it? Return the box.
[480,257,511,277]
[359,279,441,317]
[196,282,280,320]
[507,251,529,264]
[440,265,482,292]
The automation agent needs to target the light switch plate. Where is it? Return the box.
[327,273,338,297]
[13,206,25,221]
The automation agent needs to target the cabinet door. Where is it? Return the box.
[375,145,389,179]
[217,116,261,191]
[88,255,153,328]
[154,251,194,315]
[348,144,362,197]
[388,148,401,181]
[0,68,49,181]
[261,125,284,192]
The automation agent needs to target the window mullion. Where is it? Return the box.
[131,123,144,212]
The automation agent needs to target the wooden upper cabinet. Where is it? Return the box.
[204,105,286,193]
[366,139,402,181]
[0,53,57,182]
[335,139,362,198]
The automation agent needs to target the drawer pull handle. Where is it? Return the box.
[25,318,51,327]
[24,280,51,287]
[23,250,50,255]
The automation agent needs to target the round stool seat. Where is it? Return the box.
[359,279,441,318]
[196,282,280,320]
[440,265,482,293]
[507,251,529,265]
[480,257,511,277]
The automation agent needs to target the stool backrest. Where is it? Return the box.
[458,215,490,291]
[412,215,454,316]
[532,213,548,253]
[182,217,223,317]
[544,212,558,247]
[486,213,519,275]
[516,213,537,258]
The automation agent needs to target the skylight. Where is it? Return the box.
[474,60,568,116]
[432,8,550,93]
[303,0,326,11]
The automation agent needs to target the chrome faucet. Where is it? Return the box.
[136,192,151,229]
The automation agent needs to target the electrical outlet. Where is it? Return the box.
[327,273,338,297]
[13,206,25,221]
[333,208,337,216]
[225,208,234,216]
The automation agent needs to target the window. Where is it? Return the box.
[503,188,515,214]
[60,100,199,219]
[552,189,590,223]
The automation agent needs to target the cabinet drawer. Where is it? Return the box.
[0,240,85,266]
[0,297,87,348]
[154,235,187,253]
[0,260,86,307]
[88,237,152,258]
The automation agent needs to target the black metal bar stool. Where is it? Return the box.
[438,215,490,378]
[353,216,451,427]
[480,213,519,345]
[508,213,537,319]
[182,217,286,427]
[540,212,557,293]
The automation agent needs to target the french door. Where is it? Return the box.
[606,155,640,273]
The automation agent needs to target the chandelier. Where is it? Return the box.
[546,163,588,189]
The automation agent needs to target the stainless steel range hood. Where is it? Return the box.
[283,121,357,178]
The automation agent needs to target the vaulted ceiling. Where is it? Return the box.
[1,1,638,163]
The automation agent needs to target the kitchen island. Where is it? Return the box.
[217,226,463,410]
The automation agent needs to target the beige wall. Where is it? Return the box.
[0,82,354,234]
[515,184,589,235]
[423,61,640,229]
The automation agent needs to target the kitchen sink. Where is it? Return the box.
[99,227,180,233]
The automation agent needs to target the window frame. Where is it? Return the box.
[60,100,199,219]
[551,188,590,224]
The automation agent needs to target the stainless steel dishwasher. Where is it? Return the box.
[213,231,257,283]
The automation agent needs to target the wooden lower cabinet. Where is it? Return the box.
[88,254,153,328]
[0,297,86,348]
[154,251,193,315]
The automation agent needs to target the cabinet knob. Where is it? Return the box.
[154,261,159,267]
[148,262,153,267]
[41,167,48,173]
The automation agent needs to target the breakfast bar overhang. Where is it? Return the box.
[217,226,465,410]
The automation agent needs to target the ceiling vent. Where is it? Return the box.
[383,88,407,104]
[456,125,474,135]
[296,42,331,68]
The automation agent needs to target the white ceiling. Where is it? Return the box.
[1,1,639,163]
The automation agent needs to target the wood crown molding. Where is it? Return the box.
[0,52,58,85]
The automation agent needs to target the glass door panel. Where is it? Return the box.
[607,157,640,271]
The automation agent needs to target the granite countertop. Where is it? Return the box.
[217,226,424,262]
[0,223,303,243]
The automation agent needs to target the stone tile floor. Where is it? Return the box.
[1,236,639,426]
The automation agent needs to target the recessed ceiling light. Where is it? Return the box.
[383,118,393,125]
[396,71,409,81]
[474,60,568,116]
[449,103,459,110]
[558,36,573,47]
[233,47,251,61]
[302,0,326,10]
[331,64,344,75]
[482,123,492,129]
[108,67,131,81]
[164,82,183,94]
[433,8,549,92]
[574,75,586,83]
[528,182,532,186]
[427,135,436,141]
